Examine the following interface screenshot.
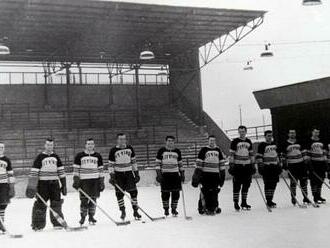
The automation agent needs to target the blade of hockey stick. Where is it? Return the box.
[0,216,23,238]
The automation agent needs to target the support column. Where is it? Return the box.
[65,63,72,130]
[134,65,140,128]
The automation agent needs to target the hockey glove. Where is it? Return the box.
[99,177,105,192]
[228,163,235,176]
[258,163,265,176]
[72,176,80,190]
[156,169,162,183]
[109,173,116,185]
[8,183,15,199]
[180,170,185,183]
[60,178,67,196]
[133,171,140,183]
[26,176,38,199]
[191,168,202,188]
[219,170,225,187]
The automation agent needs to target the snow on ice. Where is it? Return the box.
[1,180,328,248]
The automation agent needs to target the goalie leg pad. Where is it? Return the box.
[32,200,46,230]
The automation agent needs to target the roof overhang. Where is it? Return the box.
[0,0,265,64]
[253,77,330,109]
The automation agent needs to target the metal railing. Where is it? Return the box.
[0,71,169,85]
[225,124,273,141]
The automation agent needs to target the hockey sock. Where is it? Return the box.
[241,181,251,203]
[233,179,241,203]
[88,198,96,217]
[264,182,272,202]
[80,197,88,218]
[129,190,139,211]
[300,179,308,199]
[161,192,170,210]
[171,191,180,210]
[289,179,297,199]
[116,192,125,210]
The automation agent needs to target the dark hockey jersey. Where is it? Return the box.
[0,156,14,184]
[304,138,327,162]
[155,147,183,173]
[281,140,304,164]
[108,145,137,173]
[256,142,279,165]
[73,151,104,179]
[30,152,65,181]
[196,146,225,173]
[230,138,254,165]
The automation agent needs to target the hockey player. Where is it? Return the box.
[304,128,327,204]
[25,138,67,231]
[281,130,310,205]
[192,135,226,215]
[228,126,255,211]
[155,136,184,217]
[72,138,104,225]
[0,142,15,233]
[256,131,282,208]
[108,133,141,220]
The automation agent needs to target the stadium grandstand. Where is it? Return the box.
[0,0,265,176]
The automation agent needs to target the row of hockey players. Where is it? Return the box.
[0,125,329,232]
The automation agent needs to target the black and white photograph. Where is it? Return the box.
[0,0,329,247]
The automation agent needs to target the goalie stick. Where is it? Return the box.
[36,193,87,231]
[114,183,165,222]
[181,182,192,220]
[78,188,130,226]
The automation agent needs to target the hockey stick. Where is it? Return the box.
[0,215,23,238]
[78,188,130,226]
[254,177,272,212]
[181,183,192,220]
[286,171,319,208]
[280,174,306,208]
[36,193,87,231]
[114,183,165,222]
[311,171,330,190]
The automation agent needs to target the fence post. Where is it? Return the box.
[152,125,155,143]
[255,127,258,140]
[146,144,150,167]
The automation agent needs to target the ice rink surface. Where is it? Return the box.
[2,179,329,248]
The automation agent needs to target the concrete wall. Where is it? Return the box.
[0,84,170,109]
[169,49,203,125]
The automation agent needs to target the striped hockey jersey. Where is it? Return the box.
[108,145,137,173]
[29,152,65,181]
[256,142,279,165]
[0,156,15,184]
[155,147,183,173]
[282,140,304,164]
[304,138,327,162]
[196,146,225,173]
[230,138,254,165]
[73,151,104,180]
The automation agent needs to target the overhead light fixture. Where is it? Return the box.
[0,44,10,55]
[140,42,155,60]
[260,43,273,57]
[243,61,253,71]
[140,50,155,60]
[302,0,322,5]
